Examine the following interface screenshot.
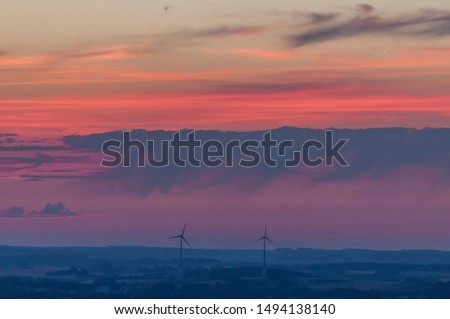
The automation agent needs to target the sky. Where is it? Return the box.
[0,1,450,249]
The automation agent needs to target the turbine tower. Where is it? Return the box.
[256,226,273,278]
[170,222,191,277]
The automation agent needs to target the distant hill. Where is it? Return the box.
[0,246,449,266]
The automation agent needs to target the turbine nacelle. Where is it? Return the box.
[256,226,274,244]
[169,222,191,247]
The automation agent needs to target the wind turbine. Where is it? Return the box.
[170,222,191,277]
[256,226,273,278]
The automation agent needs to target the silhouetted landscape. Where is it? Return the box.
[0,246,450,298]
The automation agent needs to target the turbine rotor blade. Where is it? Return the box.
[256,236,265,242]
[266,237,274,244]
[182,236,191,248]
[169,235,181,239]
[182,222,187,236]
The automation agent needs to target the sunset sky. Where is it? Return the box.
[0,1,449,249]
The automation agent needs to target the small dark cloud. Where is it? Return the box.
[311,13,337,24]
[289,5,450,47]
[0,207,25,218]
[0,203,77,218]
[355,3,375,14]
[298,12,338,25]
[31,202,77,217]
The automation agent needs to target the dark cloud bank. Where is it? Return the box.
[62,127,450,195]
